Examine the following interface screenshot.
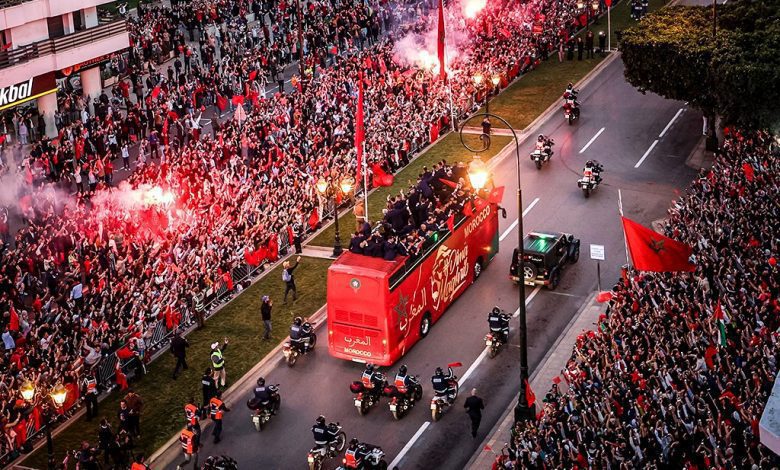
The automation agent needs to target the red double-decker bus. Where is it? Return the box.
[326,201,500,365]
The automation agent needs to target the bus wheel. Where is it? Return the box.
[473,258,483,281]
[419,313,432,338]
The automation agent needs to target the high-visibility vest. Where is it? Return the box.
[394,375,408,393]
[209,397,224,419]
[184,403,199,425]
[345,448,359,468]
[84,377,97,394]
[180,429,195,453]
[361,371,373,388]
[211,349,224,369]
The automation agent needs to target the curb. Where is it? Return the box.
[147,303,329,467]
[465,291,599,469]
[483,51,622,174]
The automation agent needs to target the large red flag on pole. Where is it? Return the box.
[437,0,446,81]
[355,76,365,185]
[621,217,695,272]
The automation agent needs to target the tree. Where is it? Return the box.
[620,1,780,133]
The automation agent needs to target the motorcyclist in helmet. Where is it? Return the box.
[253,377,279,415]
[312,415,338,448]
[393,365,420,401]
[488,306,511,344]
[431,367,456,404]
[344,438,370,469]
[563,83,578,100]
[583,160,603,183]
[534,134,554,161]
[290,316,313,352]
[361,364,385,397]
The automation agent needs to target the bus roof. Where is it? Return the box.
[330,251,408,278]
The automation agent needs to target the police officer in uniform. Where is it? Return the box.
[201,367,217,417]
[209,390,230,444]
[253,377,279,414]
[488,306,511,344]
[311,415,339,449]
[394,365,419,401]
[210,338,229,388]
[82,371,99,421]
[432,367,456,404]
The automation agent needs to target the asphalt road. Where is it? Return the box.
[156,55,701,470]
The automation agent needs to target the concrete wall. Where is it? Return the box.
[0,0,113,30]
[0,30,129,88]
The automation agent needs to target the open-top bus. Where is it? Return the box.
[326,201,500,365]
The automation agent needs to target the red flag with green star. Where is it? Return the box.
[621,217,695,272]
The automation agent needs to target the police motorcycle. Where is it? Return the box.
[246,379,280,431]
[283,317,317,367]
[430,363,461,422]
[530,135,555,170]
[563,84,580,125]
[337,439,388,470]
[383,365,423,420]
[202,455,239,470]
[350,364,386,416]
[486,307,511,359]
[308,418,347,470]
[577,160,603,198]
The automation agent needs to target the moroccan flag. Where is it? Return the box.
[621,217,695,272]
[248,70,258,81]
[487,186,505,204]
[525,379,536,407]
[437,0,446,81]
[9,305,19,331]
[216,94,228,112]
[446,212,455,232]
[151,85,161,99]
[438,177,458,189]
[371,163,393,187]
[742,162,754,182]
[308,208,320,230]
[430,122,440,142]
[355,76,365,185]
[232,95,245,106]
[463,200,474,217]
[714,300,728,346]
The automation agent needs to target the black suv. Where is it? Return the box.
[509,231,580,290]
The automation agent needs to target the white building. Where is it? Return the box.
[0,0,130,137]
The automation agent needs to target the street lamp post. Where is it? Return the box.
[20,380,69,470]
[316,176,355,257]
[459,112,535,423]
[577,0,601,30]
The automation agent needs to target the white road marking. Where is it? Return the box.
[513,286,542,317]
[389,421,430,468]
[579,127,605,154]
[499,197,540,242]
[634,139,659,168]
[458,286,541,387]
[459,348,489,387]
[658,108,684,138]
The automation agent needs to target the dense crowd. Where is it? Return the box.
[0,0,599,460]
[349,159,474,259]
[501,131,779,469]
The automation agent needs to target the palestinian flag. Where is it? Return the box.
[714,300,728,347]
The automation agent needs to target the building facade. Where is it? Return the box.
[0,0,129,137]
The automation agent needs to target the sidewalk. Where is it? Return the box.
[466,292,603,469]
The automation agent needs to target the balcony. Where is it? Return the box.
[0,0,33,8]
[0,19,129,86]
